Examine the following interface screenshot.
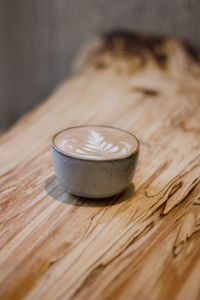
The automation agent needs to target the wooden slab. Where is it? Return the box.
[0,32,200,300]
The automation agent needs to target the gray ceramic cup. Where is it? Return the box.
[52,125,139,198]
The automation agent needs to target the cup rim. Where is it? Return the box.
[52,125,140,162]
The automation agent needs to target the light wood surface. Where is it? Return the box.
[0,33,200,300]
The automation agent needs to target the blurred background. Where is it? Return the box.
[0,0,199,131]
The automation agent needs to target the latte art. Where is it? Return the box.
[68,130,131,158]
[54,126,138,160]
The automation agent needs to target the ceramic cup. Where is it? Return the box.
[52,125,139,198]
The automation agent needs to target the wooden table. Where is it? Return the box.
[0,32,200,300]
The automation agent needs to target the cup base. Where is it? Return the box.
[60,182,127,199]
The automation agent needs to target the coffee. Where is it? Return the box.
[53,126,138,160]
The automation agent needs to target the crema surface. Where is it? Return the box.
[53,126,138,160]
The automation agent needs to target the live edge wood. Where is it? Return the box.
[0,32,200,300]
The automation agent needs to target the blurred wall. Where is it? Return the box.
[0,0,199,129]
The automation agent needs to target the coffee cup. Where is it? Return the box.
[52,125,139,198]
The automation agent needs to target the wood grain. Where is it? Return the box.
[0,32,200,300]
